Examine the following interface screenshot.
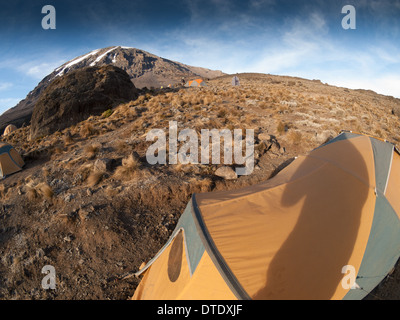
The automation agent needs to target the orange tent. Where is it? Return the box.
[0,143,24,178]
[132,132,400,300]
[184,79,207,87]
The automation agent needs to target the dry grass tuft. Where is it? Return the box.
[287,130,303,145]
[37,182,54,200]
[85,142,102,159]
[277,121,288,135]
[80,122,99,138]
[115,139,130,154]
[0,184,6,199]
[42,167,50,178]
[113,154,141,181]
[25,181,54,202]
[87,170,105,187]
[63,131,74,145]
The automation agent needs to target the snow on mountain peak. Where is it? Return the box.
[55,48,101,77]
[89,46,119,67]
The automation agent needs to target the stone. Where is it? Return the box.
[258,133,271,142]
[64,193,74,202]
[214,166,238,180]
[94,158,113,172]
[63,234,74,242]
[36,248,45,258]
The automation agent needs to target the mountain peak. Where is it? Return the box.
[0,46,225,133]
[52,46,224,88]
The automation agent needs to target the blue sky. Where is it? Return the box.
[0,0,399,115]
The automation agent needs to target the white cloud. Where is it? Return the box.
[330,75,400,98]
[20,61,63,79]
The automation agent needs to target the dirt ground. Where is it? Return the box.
[1,73,399,300]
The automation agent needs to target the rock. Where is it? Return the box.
[258,133,271,142]
[270,142,281,154]
[94,158,113,172]
[36,248,45,259]
[30,65,138,140]
[63,234,74,242]
[64,193,74,202]
[78,208,90,220]
[215,166,238,180]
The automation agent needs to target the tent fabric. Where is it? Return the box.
[132,203,236,300]
[132,132,400,300]
[184,79,207,87]
[0,143,24,178]
[3,124,17,136]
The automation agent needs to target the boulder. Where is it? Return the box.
[214,166,238,180]
[258,132,271,142]
[94,158,113,172]
[3,124,17,136]
[30,65,137,140]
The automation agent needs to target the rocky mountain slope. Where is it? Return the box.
[30,65,137,140]
[0,46,224,133]
[0,73,399,300]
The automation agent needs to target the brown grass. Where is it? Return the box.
[0,184,6,199]
[25,181,54,202]
[115,139,130,154]
[75,163,94,182]
[42,167,50,178]
[113,154,141,181]
[87,170,104,187]
[80,122,99,138]
[63,133,74,146]
[287,130,303,145]
[84,142,102,159]
[37,182,54,200]
[277,121,287,134]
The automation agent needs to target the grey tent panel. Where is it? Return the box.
[176,201,206,274]
[369,137,394,194]
[134,202,205,277]
[343,195,400,300]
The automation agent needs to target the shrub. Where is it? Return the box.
[102,109,113,118]
[277,121,288,134]
[80,123,99,138]
[113,154,141,181]
[25,181,54,202]
[84,143,102,159]
[87,170,104,187]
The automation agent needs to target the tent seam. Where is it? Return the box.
[191,194,251,300]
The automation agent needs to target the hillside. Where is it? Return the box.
[0,73,400,300]
[0,46,224,133]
